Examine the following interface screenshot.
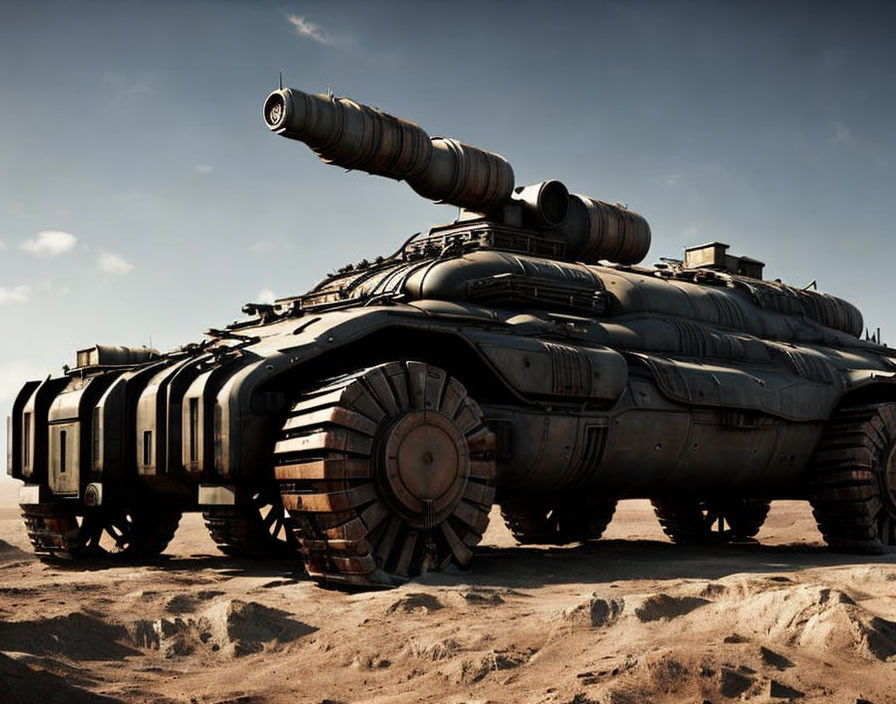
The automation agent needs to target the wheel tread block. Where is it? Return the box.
[440,379,466,419]
[453,500,490,534]
[406,361,429,410]
[813,446,874,467]
[810,483,877,502]
[363,367,400,416]
[453,405,481,435]
[423,366,448,411]
[383,363,411,410]
[299,536,373,555]
[441,521,473,564]
[281,484,377,513]
[275,428,374,456]
[331,553,378,575]
[282,407,379,436]
[275,457,372,481]
[809,468,874,487]
[462,480,496,509]
[393,531,419,577]
[469,459,497,481]
[467,427,497,455]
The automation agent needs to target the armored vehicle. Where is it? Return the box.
[8,86,896,588]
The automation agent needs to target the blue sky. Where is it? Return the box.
[1,0,895,460]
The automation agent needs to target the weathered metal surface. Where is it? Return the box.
[7,83,896,587]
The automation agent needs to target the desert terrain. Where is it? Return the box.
[1,478,894,704]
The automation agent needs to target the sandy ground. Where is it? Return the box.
[1,477,894,704]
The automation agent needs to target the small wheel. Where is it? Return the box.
[203,487,297,558]
[500,497,617,545]
[275,362,497,588]
[651,498,770,544]
[808,402,896,552]
[21,502,181,560]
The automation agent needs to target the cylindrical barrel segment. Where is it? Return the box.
[264,87,514,211]
[558,195,652,265]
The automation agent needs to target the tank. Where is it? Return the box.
[8,86,896,588]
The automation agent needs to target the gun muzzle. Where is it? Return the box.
[264,87,514,211]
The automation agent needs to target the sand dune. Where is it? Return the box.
[1,479,894,703]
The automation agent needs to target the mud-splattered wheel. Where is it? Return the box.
[21,503,181,560]
[808,402,896,552]
[500,497,617,545]
[274,362,497,588]
[203,488,297,558]
[650,498,770,544]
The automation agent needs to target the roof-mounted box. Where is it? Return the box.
[684,242,765,280]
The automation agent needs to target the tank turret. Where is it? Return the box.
[263,86,650,265]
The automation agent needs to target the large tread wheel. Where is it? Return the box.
[500,497,617,545]
[21,503,181,560]
[203,488,297,558]
[274,362,497,588]
[808,402,896,552]
[651,498,770,544]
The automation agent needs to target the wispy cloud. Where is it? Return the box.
[20,230,78,256]
[831,121,853,144]
[194,164,213,174]
[0,240,6,249]
[0,285,29,304]
[665,173,682,186]
[286,14,333,45]
[98,251,134,275]
[256,288,276,304]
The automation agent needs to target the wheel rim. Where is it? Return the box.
[275,361,496,587]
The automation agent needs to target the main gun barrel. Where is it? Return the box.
[264,87,514,211]
[264,85,651,265]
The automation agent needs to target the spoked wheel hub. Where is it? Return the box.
[380,410,470,527]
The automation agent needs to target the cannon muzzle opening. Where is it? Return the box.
[263,91,288,130]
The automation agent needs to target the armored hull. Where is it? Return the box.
[7,87,896,588]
